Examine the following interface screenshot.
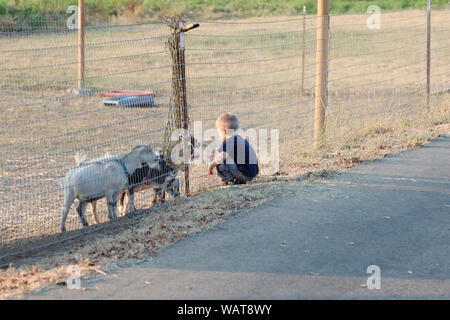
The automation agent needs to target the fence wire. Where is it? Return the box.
[0,8,449,261]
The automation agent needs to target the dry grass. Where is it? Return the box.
[0,173,320,299]
[1,116,449,299]
[1,122,449,299]
[284,96,450,173]
[0,10,449,298]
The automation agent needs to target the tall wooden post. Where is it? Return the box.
[426,0,431,109]
[313,0,329,148]
[78,0,85,89]
[301,5,306,95]
[179,22,190,195]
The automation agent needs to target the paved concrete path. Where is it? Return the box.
[31,137,450,299]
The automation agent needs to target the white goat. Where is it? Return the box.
[72,152,120,224]
[59,145,159,233]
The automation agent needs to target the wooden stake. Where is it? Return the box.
[179,22,190,196]
[301,4,306,95]
[426,0,431,109]
[77,0,85,89]
[313,0,329,148]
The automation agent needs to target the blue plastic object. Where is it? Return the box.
[103,95,154,108]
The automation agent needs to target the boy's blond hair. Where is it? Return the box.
[216,112,239,130]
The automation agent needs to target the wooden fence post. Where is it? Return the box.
[77,0,85,89]
[426,0,431,109]
[179,21,190,195]
[301,4,306,95]
[313,0,329,148]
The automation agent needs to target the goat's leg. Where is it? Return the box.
[158,189,166,204]
[61,189,75,233]
[90,200,99,224]
[107,193,119,220]
[126,187,135,213]
[151,188,158,206]
[76,200,89,227]
[118,190,126,216]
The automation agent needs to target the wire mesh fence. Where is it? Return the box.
[0,7,448,261]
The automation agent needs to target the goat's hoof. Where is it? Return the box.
[82,222,89,227]
[61,227,66,233]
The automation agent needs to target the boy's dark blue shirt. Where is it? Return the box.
[219,134,259,178]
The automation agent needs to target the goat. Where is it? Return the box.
[85,134,200,220]
[143,133,200,204]
[117,152,180,215]
[87,152,180,220]
[72,152,119,225]
[117,132,201,213]
[59,145,159,233]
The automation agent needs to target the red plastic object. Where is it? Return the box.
[99,90,155,98]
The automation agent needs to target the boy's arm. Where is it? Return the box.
[208,151,228,175]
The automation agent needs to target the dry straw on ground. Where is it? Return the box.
[0,173,307,299]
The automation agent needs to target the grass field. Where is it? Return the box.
[0,0,449,28]
[0,8,449,265]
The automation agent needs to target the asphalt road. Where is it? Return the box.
[30,137,450,299]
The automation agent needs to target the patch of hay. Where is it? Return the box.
[0,176,308,299]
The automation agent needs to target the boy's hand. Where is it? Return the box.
[208,163,215,175]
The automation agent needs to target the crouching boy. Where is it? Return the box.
[208,112,258,185]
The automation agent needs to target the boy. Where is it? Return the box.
[208,112,259,185]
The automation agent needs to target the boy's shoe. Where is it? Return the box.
[221,179,246,186]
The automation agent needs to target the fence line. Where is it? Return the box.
[0,7,449,261]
